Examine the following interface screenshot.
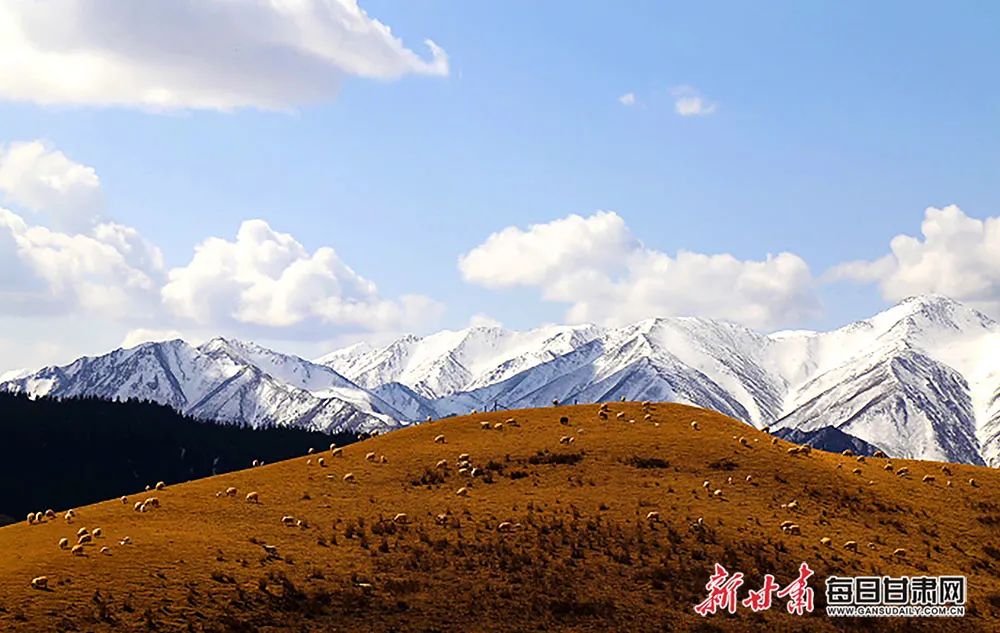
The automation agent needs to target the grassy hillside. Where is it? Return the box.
[0,402,997,631]
[0,392,362,523]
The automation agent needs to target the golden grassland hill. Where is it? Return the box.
[0,403,998,632]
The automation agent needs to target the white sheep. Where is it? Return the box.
[71,544,85,556]
[343,472,357,483]
[893,548,907,558]
[77,527,89,537]
[44,509,56,520]
[329,443,337,452]
[252,459,260,467]
[58,537,69,549]
[306,458,312,465]
[380,455,388,464]
[31,576,48,590]
[921,475,935,483]
[26,512,35,525]
[458,452,470,462]
[559,436,573,445]
[434,434,446,444]
[246,491,260,504]
[844,540,859,552]
[690,421,700,431]
[820,537,832,547]
[497,521,519,533]
[317,457,326,467]
[365,451,377,462]
[281,516,296,527]
[120,496,128,504]
[456,487,469,497]
[645,511,661,523]
[393,513,409,524]
[712,489,723,498]
[92,528,102,538]
[100,546,111,556]
[969,478,979,488]
[332,448,343,457]
[134,501,144,512]
[225,486,238,497]
[702,480,711,489]
[738,436,749,447]
[308,448,314,454]
[155,481,166,491]
[493,422,504,430]
[435,459,448,470]
[78,533,92,545]
[119,536,132,545]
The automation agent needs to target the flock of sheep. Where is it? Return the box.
[21,400,986,595]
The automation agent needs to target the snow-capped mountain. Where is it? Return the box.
[320,295,1000,466]
[0,338,404,434]
[3,295,999,465]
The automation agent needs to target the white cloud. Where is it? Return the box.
[162,219,444,335]
[672,85,717,117]
[120,328,187,349]
[0,0,449,111]
[0,206,164,317]
[828,205,1000,315]
[618,92,637,106]
[468,313,503,329]
[0,140,102,231]
[459,211,818,329]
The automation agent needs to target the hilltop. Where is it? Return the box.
[0,403,997,631]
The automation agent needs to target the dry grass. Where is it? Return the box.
[0,402,997,632]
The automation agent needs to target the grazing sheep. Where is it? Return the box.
[617,412,626,420]
[262,544,279,557]
[842,449,855,457]
[559,436,573,445]
[120,496,128,505]
[307,448,314,454]
[643,414,652,422]
[471,467,483,477]
[645,511,661,523]
[947,480,953,487]
[712,489,724,498]
[252,459,260,467]
[787,500,799,510]
[434,434,446,444]
[480,421,491,430]
[393,513,409,524]
[458,467,470,476]
[435,513,449,526]
[820,537,832,547]
[896,467,910,477]
[787,447,800,455]
[702,480,711,489]
[780,520,795,530]
[155,481,166,490]
[458,453,470,461]
[133,502,144,512]
[306,458,312,466]
[552,399,559,406]
[884,464,894,472]
[100,547,111,556]
[145,497,160,508]
[145,485,151,491]
[343,472,357,483]
[435,459,448,470]
[941,465,952,476]
[31,576,48,590]
[71,544,85,556]
[44,509,56,520]
[844,540,859,552]
[380,455,388,464]
[77,527,89,537]
[969,478,979,487]
[329,443,337,452]
[799,445,812,455]
[281,516,297,527]
[771,437,779,445]
[873,450,887,458]
[332,448,343,458]
[852,468,863,475]
[690,421,700,431]
[78,534,92,545]
[120,536,132,545]
[498,521,518,533]
[506,418,520,427]
[726,476,733,485]
[493,422,504,430]
[58,538,69,549]
[456,487,469,497]
[893,548,907,558]
[470,408,477,415]
[598,411,609,420]
[856,456,866,463]
[222,487,237,498]
[921,475,935,483]
[786,524,801,535]
[738,436,749,447]
[245,491,260,504]
[867,542,877,550]
[296,519,308,529]
[92,528,102,538]
[26,512,35,525]
[317,457,326,467]
[365,452,377,462]
[641,401,651,408]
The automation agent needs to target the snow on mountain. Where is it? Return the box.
[4,295,999,465]
[0,338,403,434]
[323,295,1000,465]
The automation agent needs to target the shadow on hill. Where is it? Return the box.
[0,392,360,524]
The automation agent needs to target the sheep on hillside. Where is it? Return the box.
[343,472,357,483]
[317,457,326,467]
[92,528,102,538]
[245,491,260,504]
[645,511,661,523]
[44,509,56,520]
[225,487,238,497]
[456,487,469,497]
[281,516,297,527]
[844,540,859,552]
[365,452,377,462]
[100,546,111,555]
[332,447,344,457]
[434,434,447,444]
[58,538,69,549]
[71,544,85,556]
[26,512,35,525]
[31,576,48,590]
[480,421,491,430]
[690,421,700,431]
[921,475,935,483]
[155,481,166,491]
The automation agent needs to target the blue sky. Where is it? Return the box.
[1,1,999,371]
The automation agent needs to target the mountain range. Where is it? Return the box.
[3,295,999,466]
